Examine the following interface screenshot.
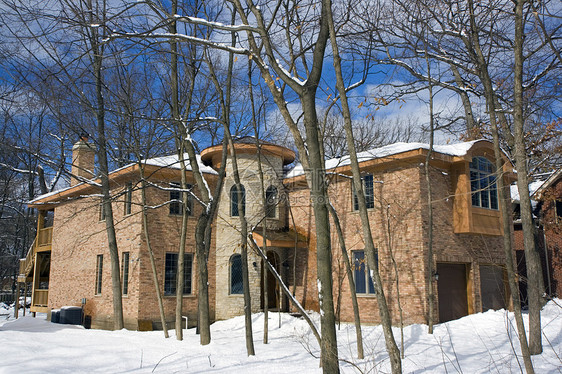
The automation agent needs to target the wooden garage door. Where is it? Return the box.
[480,265,506,311]
[437,263,469,323]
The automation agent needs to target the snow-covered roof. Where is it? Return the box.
[511,169,561,202]
[285,140,481,179]
[510,180,547,202]
[29,153,217,205]
[142,153,218,175]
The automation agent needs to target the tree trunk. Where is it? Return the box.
[302,90,340,373]
[327,204,364,359]
[93,38,124,331]
[140,176,169,338]
[325,3,400,370]
[513,0,543,355]
[489,130,535,373]
[425,53,436,335]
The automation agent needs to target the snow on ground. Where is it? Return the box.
[0,300,560,373]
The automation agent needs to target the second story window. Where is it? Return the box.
[470,157,498,210]
[99,199,107,221]
[124,183,132,216]
[353,174,374,211]
[170,182,193,216]
[265,185,278,218]
[230,184,246,217]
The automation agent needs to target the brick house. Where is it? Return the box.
[18,137,515,329]
[513,169,562,303]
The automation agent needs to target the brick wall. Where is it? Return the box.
[48,172,218,330]
[286,159,507,326]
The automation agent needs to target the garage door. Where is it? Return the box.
[480,265,506,311]
[437,263,469,323]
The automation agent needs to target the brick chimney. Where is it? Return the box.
[71,134,96,186]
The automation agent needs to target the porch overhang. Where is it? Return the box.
[252,227,307,248]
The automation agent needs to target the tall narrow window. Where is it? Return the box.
[353,174,375,211]
[470,157,498,210]
[230,254,243,294]
[230,184,246,217]
[122,252,130,295]
[164,252,193,296]
[556,200,562,221]
[265,185,278,218]
[352,250,376,294]
[124,183,132,215]
[99,199,106,221]
[169,183,193,216]
[95,254,103,295]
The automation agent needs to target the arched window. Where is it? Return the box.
[230,254,243,294]
[265,185,278,218]
[230,184,246,217]
[470,157,498,209]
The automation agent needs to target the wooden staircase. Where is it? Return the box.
[17,226,52,313]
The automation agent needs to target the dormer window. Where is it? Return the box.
[470,157,498,210]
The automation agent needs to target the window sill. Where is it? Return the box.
[356,294,377,298]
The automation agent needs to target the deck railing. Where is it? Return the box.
[37,227,53,247]
[18,238,36,281]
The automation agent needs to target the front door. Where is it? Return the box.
[261,251,280,310]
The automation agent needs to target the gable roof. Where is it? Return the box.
[532,169,562,200]
[29,153,216,208]
[285,139,496,179]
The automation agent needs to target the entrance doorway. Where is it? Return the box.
[260,251,280,310]
[437,263,469,323]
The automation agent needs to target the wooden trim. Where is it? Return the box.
[28,163,217,208]
[201,142,296,167]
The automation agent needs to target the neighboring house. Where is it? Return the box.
[512,169,562,303]
[18,137,515,329]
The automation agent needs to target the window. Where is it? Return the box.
[230,254,243,294]
[124,183,132,215]
[230,184,246,217]
[556,200,562,220]
[122,252,130,295]
[353,174,375,211]
[352,250,376,294]
[169,182,193,216]
[470,157,498,210]
[99,199,107,221]
[95,254,103,295]
[265,185,278,218]
[164,252,193,296]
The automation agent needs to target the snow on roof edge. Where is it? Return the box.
[284,140,482,179]
[29,153,217,205]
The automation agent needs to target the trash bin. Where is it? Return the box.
[51,309,60,323]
